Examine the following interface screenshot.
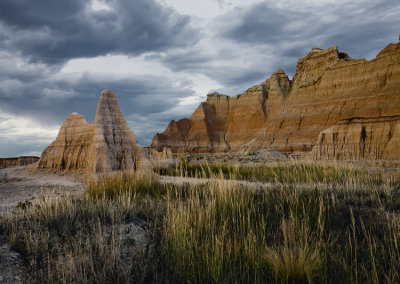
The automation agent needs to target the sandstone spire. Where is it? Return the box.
[38,90,151,174]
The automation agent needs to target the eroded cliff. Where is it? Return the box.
[311,116,400,160]
[0,156,39,169]
[151,43,400,160]
[38,90,151,173]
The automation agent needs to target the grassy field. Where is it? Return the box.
[155,161,384,184]
[1,162,399,283]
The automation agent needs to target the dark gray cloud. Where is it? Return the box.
[0,0,197,64]
[0,72,194,130]
[160,46,274,95]
[220,0,400,59]
[160,0,400,93]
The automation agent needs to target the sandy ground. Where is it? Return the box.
[0,166,85,212]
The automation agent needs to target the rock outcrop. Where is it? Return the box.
[0,156,39,169]
[38,90,151,173]
[151,42,400,160]
[311,116,400,160]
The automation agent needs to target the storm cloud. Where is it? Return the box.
[219,0,400,61]
[0,0,197,64]
[161,0,400,90]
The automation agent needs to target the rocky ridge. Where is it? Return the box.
[0,156,39,169]
[151,43,400,160]
[38,90,151,173]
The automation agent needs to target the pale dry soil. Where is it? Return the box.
[0,166,84,211]
[0,167,85,283]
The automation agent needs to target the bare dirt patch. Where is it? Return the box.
[0,166,85,211]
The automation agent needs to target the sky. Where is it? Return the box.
[0,0,399,157]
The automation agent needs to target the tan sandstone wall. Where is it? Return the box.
[150,42,400,160]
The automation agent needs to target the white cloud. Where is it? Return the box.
[89,0,113,12]
[158,0,263,22]
[42,88,78,99]
[0,111,58,144]
[61,53,222,100]
[61,53,172,78]
[0,109,59,156]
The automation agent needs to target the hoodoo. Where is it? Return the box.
[38,90,151,173]
[151,43,400,160]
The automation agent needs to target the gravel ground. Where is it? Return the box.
[0,244,26,284]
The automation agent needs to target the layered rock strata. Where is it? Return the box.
[38,90,151,173]
[151,43,400,160]
[311,116,400,160]
[0,156,39,169]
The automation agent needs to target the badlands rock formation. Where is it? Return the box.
[38,90,151,173]
[0,156,39,169]
[151,43,400,160]
[311,116,400,160]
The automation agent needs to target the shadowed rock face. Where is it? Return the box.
[38,90,151,173]
[151,43,400,160]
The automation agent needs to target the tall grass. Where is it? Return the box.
[163,181,325,283]
[1,162,399,283]
[156,161,385,185]
[87,173,167,199]
[163,171,400,283]
[0,190,166,283]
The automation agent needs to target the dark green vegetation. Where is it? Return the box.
[1,162,399,283]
